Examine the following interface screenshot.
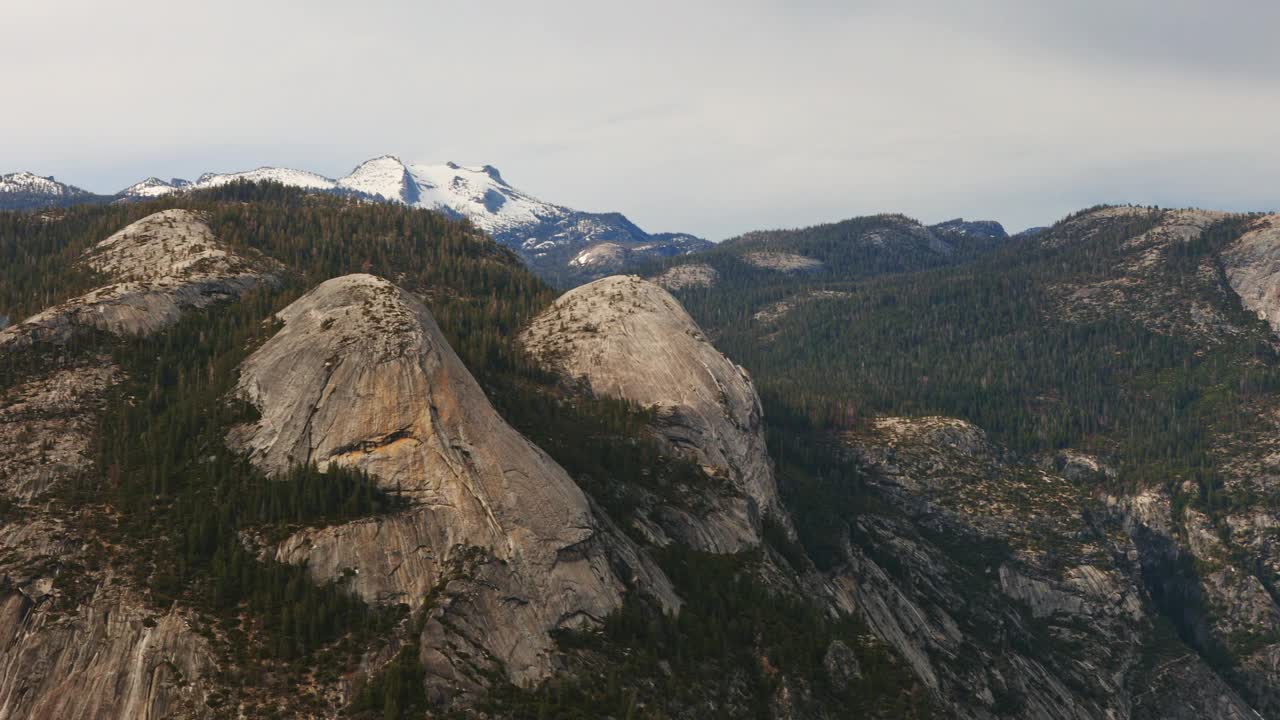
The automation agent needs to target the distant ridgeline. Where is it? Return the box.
[0,157,711,286]
[0,184,929,719]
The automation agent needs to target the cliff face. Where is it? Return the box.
[0,584,214,720]
[838,416,1258,720]
[228,274,675,691]
[521,275,785,552]
[0,209,279,348]
[1222,213,1280,336]
[0,210,285,720]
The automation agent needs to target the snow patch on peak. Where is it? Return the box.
[407,162,567,234]
[0,172,89,197]
[194,167,337,191]
[337,156,412,202]
[121,177,190,198]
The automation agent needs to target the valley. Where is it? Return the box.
[1,182,1279,719]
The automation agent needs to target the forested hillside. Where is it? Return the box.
[0,184,928,719]
[7,188,1280,718]
[661,205,1280,717]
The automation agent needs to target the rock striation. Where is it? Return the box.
[228,274,675,690]
[521,275,786,552]
[0,209,279,348]
[0,584,215,720]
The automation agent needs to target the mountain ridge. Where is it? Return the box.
[0,156,710,284]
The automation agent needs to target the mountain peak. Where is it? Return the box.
[0,171,97,208]
[6,156,706,284]
[929,217,1008,239]
[337,155,414,202]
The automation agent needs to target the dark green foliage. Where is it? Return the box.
[490,380,709,524]
[349,645,429,720]
[766,418,878,572]
[79,291,405,662]
[475,548,932,719]
[669,210,1280,513]
[5,184,929,717]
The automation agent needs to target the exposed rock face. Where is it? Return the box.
[752,290,850,328]
[1222,214,1280,337]
[521,275,785,552]
[0,210,296,720]
[838,415,1259,719]
[742,251,823,272]
[1048,208,1252,342]
[0,363,118,501]
[569,241,629,268]
[0,209,279,348]
[0,362,218,719]
[0,584,214,720]
[822,639,862,688]
[229,274,675,688]
[655,263,718,291]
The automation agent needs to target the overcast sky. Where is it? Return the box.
[4,0,1278,237]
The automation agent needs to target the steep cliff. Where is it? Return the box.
[838,416,1258,720]
[1222,213,1280,336]
[228,274,675,692]
[521,275,786,552]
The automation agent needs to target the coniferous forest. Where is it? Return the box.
[0,184,929,718]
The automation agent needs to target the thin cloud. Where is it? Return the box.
[1,0,1275,238]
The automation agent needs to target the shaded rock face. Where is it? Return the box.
[1106,481,1280,717]
[229,274,675,688]
[838,415,1259,720]
[0,585,214,720]
[521,275,785,552]
[0,364,218,720]
[1222,214,1280,337]
[0,209,279,348]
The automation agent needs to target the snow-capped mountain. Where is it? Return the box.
[119,177,192,198]
[0,171,105,210]
[193,167,338,192]
[108,154,710,284]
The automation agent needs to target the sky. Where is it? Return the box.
[4,0,1278,238]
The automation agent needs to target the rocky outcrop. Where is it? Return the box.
[0,363,118,501]
[1048,208,1252,342]
[655,263,719,291]
[0,361,218,720]
[0,209,279,348]
[838,415,1260,719]
[1222,214,1280,337]
[752,290,850,328]
[521,275,786,552]
[229,274,675,689]
[742,251,823,272]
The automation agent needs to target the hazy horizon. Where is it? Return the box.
[5,0,1278,239]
